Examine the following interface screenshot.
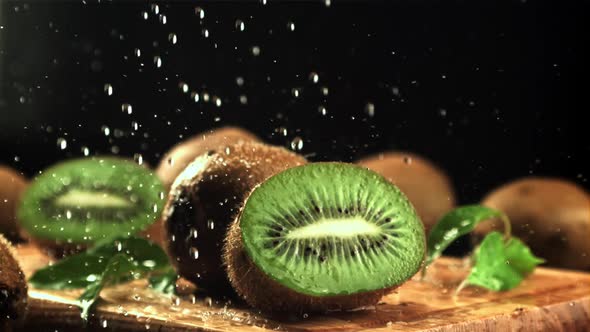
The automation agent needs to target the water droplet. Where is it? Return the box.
[318,106,327,116]
[134,153,144,165]
[321,86,329,96]
[104,83,113,96]
[202,29,209,38]
[102,125,111,136]
[141,11,149,20]
[309,72,319,83]
[290,137,303,151]
[205,297,213,307]
[179,82,189,93]
[251,46,261,56]
[102,319,108,328]
[151,4,159,14]
[292,88,301,98]
[324,0,331,7]
[403,156,412,165]
[168,33,177,44]
[154,56,162,68]
[191,92,200,102]
[287,21,295,31]
[239,95,248,105]
[207,220,215,230]
[121,103,133,114]
[81,146,90,156]
[134,48,141,57]
[190,228,198,239]
[195,7,205,19]
[131,121,139,131]
[57,138,67,150]
[392,86,400,96]
[189,247,199,260]
[214,97,222,107]
[302,313,308,319]
[439,109,447,117]
[365,103,375,117]
[159,14,167,25]
[235,19,245,31]
[66,210,72,219]
[276,126,288,136]
[19,96,25,104]
[236,76,244,86]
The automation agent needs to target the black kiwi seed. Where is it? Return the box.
[163,141,306,294]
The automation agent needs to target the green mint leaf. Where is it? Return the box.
[79,253,134,320]
[149,267,178,295]
[424,205,508,272]
[464,231,544,291]
[30,236,173,290]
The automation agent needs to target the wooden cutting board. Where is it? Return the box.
[11,243,590,332]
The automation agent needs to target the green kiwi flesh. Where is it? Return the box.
[0,234,27,322]
[226,163,425,311]
[18,157,165,246]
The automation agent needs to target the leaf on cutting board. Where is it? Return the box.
[462,231,544,292]
[423,205,509,272]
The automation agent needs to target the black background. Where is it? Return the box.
[1,0,588,205]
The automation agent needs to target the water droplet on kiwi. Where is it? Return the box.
[104,83,113,96]
[290,137,303,151]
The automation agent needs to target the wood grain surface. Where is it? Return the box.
[10,244,590,332]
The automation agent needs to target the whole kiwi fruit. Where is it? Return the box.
[473,177,590,270]
[156,126,259,191]
[163,141,306,294]
[17,157,165,257]
[223,163,426,313]
[0,234,27,327]
[357,152,455,234]
[0,166,28,243]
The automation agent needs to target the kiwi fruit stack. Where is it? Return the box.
[474,177,590,270]
[163,141,306,294]
[17,157,165,257]
[357,152,455,234]
[223,163,426,312]
[0,234,27,328]
[0,167,28,243]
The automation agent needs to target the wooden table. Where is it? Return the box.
[12,244,590,331]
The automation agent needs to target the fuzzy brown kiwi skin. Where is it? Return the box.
[358,152,455,235]
[0,234,27,325]
[163,141,306,294]
[0,166,28,243]
[156,126,259,191]
[473,177,590,270]
[223,218,395,313]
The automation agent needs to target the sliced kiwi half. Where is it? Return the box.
[17,157,164,256]
[223,163,425,312]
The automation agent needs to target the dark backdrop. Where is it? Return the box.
[1,0,588,204]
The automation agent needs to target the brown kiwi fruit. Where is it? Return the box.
[357,152,455,234]
[0,167,28,243]
[473,177,590,270]
[156,126,259,191]
[163,141,306,294]
[0,234,27,326]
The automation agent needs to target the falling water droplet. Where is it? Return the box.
[121,103,133,114]
[202,29,209,38]
[81,146,90,156]
[191,92,200,102]
[101,125,111,136]
[325,0,331,7]
[251,46,261,56]
[168,33,177,44]
[57,138,67,150]
[291,137,303,151]
[179,82,189,93]
[236,77,244,86]
[134,48,141,57]
[207,220,215,230]
[104,83,113,96]
[321,86,329,96]
[292,88,301,98]
[189,247,199,260]
[154,56,162,68]
[151,4,159,14]
[159,14,167,25]
[287,21,295,31]
[141,11,149,20]
[134,153,144,165]
[318,106,327,116]
[235,19,245,31]
[195,7,205,19]
[239,95,248,105]
[309,72,319,83]
[365,102,375,117]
